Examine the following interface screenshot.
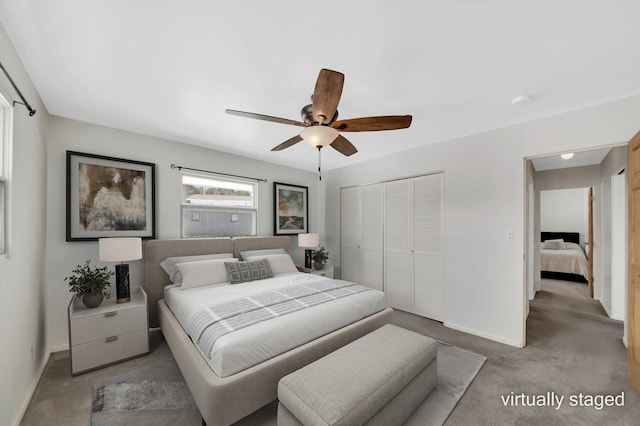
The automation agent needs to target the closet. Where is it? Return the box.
[341,173,443,321]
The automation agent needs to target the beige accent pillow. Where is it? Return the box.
[177,258,238,289]
[160,253,234,284]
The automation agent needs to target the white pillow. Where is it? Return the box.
[160,253,233,284]
[542,239,566,250]
[239,248,286,260]
[177,258,238,289]
[245,253,297,275]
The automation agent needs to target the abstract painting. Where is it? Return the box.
[66,151,155,241]
[274,182,308,235]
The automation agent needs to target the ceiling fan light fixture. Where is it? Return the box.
[560,152,574,160]
[300,125,339,148]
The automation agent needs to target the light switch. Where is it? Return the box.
[231,214,238,222]
[191,211,200,221]
[505,230,514,241]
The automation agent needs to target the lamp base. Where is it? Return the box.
[115,263,130,303]
[304,249,313,269]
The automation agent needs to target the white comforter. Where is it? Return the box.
[541,242,589,278]
[164,272,387,377]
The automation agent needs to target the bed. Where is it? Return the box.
[146,236,393,426]
[540,231,589,283]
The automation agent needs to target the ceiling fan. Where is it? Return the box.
[225,68,413,158]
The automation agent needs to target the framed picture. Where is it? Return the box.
[274,182,308,235]
[66,151,156,241]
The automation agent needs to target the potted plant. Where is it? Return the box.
[66,260,113,308]
[312,246,329,270]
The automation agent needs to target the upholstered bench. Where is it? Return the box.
[277,324,438,426]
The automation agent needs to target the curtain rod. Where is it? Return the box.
[170,164,267,182]
[0,61,36,116]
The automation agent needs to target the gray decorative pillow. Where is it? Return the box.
[226,259,274,284]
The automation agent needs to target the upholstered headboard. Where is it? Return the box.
[541,231,580,245]
[145,236,291,328]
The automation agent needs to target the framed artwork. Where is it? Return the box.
[66,151,156,241]
[274,182,308,235]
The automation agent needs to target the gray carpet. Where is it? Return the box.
[92,341,486,426]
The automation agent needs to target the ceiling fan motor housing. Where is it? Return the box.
[301,104,338,125]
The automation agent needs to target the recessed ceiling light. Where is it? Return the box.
[561,153,574,160]
[511,95,531,106]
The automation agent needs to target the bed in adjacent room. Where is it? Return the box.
[540,231,589,283]
[146,236,393,426]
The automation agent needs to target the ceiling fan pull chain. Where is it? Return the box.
[318,146,322,181]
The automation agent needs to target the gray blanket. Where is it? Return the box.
[187,280,371,360]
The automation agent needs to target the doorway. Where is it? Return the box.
[524,145,628,346]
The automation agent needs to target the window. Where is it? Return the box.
[181,173,257,237]
[0,91,12,258]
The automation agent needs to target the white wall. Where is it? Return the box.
[540,188,589,247]
[45,116,318,350]
[324,95,640,348]
[0,22,49,426]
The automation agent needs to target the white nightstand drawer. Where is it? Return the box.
[70,305,147,345]
[71,329,148,374]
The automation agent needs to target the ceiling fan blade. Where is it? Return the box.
[271,135,303,151]
[333,115,412,132]
[312,69,344,124]
[226,109,308,127]
[330,135,358,156]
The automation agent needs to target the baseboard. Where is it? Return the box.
[600,300,612,317]
[12,348,51,426]
[49,343,69,353]
[444,321,523,348]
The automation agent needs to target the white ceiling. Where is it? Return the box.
[1,1,639,172]
[530,147,612,171]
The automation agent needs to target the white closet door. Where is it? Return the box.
[413,175,442,254]
[362,184,383,290]
[385,180,411,250]
[385,251,413,311]
[342,246,363,284]
[341,187,363,284]
[341,187,362,249]
[385,180,412,310]
[414,253,443,320]
[413,174,444,320]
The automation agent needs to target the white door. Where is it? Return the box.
[413,174,444,320]
[385,180,412,311]
[361,184,384,291]
[341,187,363,284]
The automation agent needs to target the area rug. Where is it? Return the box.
[92,340,486,426]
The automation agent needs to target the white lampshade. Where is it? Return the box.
[99,237,142,262]
[298,233,319,248]
[300,126,339,148]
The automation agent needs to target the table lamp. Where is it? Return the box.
[99,237,142,303]
[298,233,319,269]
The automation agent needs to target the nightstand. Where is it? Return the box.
[296,264,334,279]
[68,285,149,375]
